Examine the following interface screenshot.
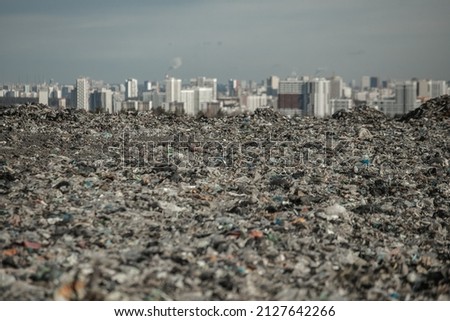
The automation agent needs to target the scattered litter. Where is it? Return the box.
[0,98,449,300]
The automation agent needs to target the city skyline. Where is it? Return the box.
[1,0,449,84]
[2,72,447,118]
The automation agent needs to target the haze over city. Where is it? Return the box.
[1,0,449,84]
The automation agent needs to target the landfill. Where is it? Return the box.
[0,96,449,300]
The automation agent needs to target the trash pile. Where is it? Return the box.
[332,105,387,124]
[0,100,449,300]
[0,103,84,122]
[400,95,450,122]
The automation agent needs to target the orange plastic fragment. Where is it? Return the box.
[291,217,307,226]
[249,230,264,239]
[55,280,86,301]
[2,248,18,256]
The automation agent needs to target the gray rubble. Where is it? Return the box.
[400,95,450,122]
[0,97,449,300]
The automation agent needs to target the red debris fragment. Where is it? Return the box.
[22,241,41,250]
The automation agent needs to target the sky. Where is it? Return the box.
[0,0,449,84]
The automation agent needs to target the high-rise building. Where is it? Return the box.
[303,78,330,117]
[194,87,213,114]
[205,78,217,101]
[249,80,258,93]
[38,89,48,105]
[279,78,304,94]
[278,78,304,112]
[240,80,248,92]
[181,89,195,115]
[125,78,138,100]
[375,99,396,117]
[329,76,343,99]
[429,80,447,98]
[245,94,268,111]
[61,85,74,99]
[395,81,417,115]
[330,99,352,113]
[148,91,164,109]
[191,77,217,101]
[417,79,430,98]
[90,89,113,113]
[165,77,181,103]
[50,87,61,99]
[76,77,89,111]
[142,91,152,102]
[361,76,370,90]
[228,79,240,97]
[144,80,152,91]
[370,77,379,89]
[112,92,124,113]
[342,86,352,99]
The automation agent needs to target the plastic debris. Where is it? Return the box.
[0,99,449,300]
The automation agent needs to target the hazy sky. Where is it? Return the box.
[0,0,449,84]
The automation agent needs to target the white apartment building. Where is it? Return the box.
[361,76,370,90]
[395,81,418,115]
[165,77,181,103]
[125,78,138,100]
[191,77,217,101]
[429,80,447,98]
[181,89,195,115]
[38,89,49,105]
[342,86,352,99]
[94,88,113,113]
[76,77,89,111]
[417,79,447,99]
[245,94,268,111]
[375,99,396,117]
[195,87,213,114]
[304,78,330,117]
[267,75,280,96]
[417,79,430,98]
[112,92,124,113]
[329,76,343,99]
[330,99,353,113]
[354,91,368,102]
[279,78,303,94]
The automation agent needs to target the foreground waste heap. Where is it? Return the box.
[0,97,449,300]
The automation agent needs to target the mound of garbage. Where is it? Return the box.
[332,105,387,124]
[0,104,449,300]
[400,95,450,122]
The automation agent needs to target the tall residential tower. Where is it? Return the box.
[165,77,181,103]
[125,78,138,100]
[76,77,89,111]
